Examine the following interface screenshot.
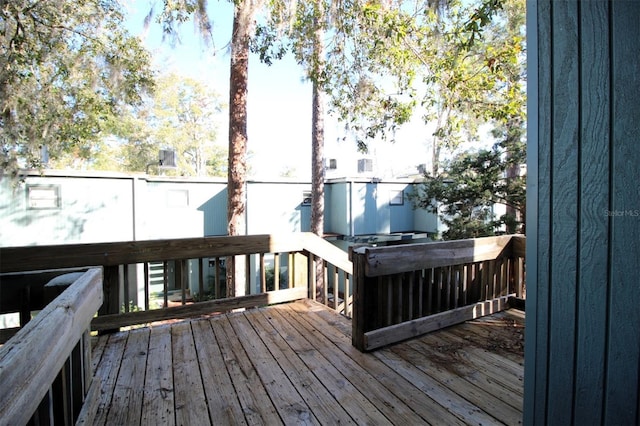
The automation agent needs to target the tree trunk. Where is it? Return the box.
[310,6,326,301]
[310,79,325,236]
[227,0,251,297]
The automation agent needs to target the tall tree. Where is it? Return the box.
[410,0,526,238]
[226,0,264,297]
[408,142,526,239]
[227,0,253,237]
[1,0,154,180]
[152,74,226,177]
[252,0,328,236]
[309,1,326,237]
[153,0,262,295]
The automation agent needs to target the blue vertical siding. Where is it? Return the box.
[0,174,135,246]
[1,174,437,246]
[246,181,312,234]
[525,1,640,424]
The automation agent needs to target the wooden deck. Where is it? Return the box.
[88,300,524,425]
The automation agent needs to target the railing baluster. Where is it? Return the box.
[333,264,339,311]
[323,260,329,306]
[176,259,187,305]
[245,254,251,295]
[123,265,130,313]
[260,253,266,293]
[163,261,169,308]
[344,272,351,317]
[425,268,432,316]
[215,257,221,299]
[274,253,280,291]
[289,253,294,290]
[144,262,150,310]
[198,258,205,301]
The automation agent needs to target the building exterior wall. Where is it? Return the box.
[525,1,640,424]
[246,181,312,234]
[0,173,438,247]
[326,182,350,236]
[0,173,135,246]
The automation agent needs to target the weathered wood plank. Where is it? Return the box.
[231,313,318,424]
[0,269,103,424]
[363,296,512,351]
[245,309,355,425]
[190,319,247,425]
[280,303,429,425]
[400,339,522,421]
[290,300,468,426]
[373,345,499,425]
[265,307,391,425]
[421,330,524,398]
[172,321,210,425]
[89,301,524,425]
[106,327,150,425]
[75,376,102,426]
[92,333,128,425]
[357,235,513,277]
[90,335,109,378]
[444,330,524,383]
[141,325,175,426]
[213,314,282,424]
[91,287,307,331]
[0,234,308,273]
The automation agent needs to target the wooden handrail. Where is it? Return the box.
[0,234,309,273]
[302,233,353,275]
[353,235,514,277]
[0,233,347,274]
[351,235,526,351]
[0,269,103,424]
[91,287,307,331]
[0,233,354,329]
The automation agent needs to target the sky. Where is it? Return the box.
[124,0,436,180]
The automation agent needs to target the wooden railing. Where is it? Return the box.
[0,269,103,425]
[0,233,353,333]
[351,235,525,351]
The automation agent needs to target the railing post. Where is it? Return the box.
[315,256,324,303]
[351,249,377,352]
[98,265,120,334]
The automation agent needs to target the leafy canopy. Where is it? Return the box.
[409,0,526,240]
[1,0,154,179]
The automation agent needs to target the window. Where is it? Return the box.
[302,191,312,206]
[166,189,189,207]
[390,190,404,206]
[27,185,61,209]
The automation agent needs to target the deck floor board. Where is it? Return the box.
[91,300,524,425]
[141,326,174,425]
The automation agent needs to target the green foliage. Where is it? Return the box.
[1,0,154,179]
[422,0,526,167]
[49,72,228,177]
[406,0,526,241]
[409,140,526,240]
[121,301,143,313]
[251,0,422,152]
[265,265,288,291]
[147,73,227,177]
[252,0,520,155]
[153,0,214,47]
